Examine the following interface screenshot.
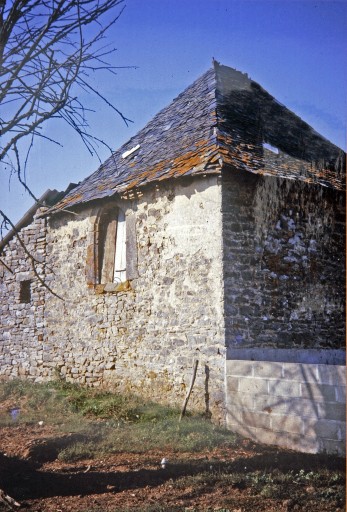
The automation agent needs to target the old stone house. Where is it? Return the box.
[0,62,345,455]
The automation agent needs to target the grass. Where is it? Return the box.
[55,413,238,461]
[1,379,345,511]
[0,377,155,425]
[171,467,346,503]
[0,378,238,458]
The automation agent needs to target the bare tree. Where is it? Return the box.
[0,0,134,306]
[0,11,133,503]
[0,0,132,211]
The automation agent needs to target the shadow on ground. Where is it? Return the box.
[0,434,345,503]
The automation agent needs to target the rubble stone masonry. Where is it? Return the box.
[0,171,345,453]
[0,214,48,379]
[222,170,345,454]
[0,176,226,421]
[222,170,345,349]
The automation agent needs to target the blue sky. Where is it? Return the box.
[1,0,346,225]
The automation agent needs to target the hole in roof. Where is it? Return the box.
[163,123,172,131]
[122,144,140,159]
[263,142,279,154]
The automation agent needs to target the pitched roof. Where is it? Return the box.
[50,62,345,213]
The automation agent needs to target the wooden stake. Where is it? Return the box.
[179,359,199,423]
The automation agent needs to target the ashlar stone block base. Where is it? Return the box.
[226,357,346,456]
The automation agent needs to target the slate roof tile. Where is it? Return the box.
[50,62,345,213]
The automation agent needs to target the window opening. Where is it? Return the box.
[99,211,117,284]
[114,209,126,283]
[20,280,31,303]
[98,207,126,284]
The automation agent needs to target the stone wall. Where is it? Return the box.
[0,176,226,421]
[226,355,346,455]
[222,170,346,349]
[1,169,345,449]
[222,170,346,454]
[0,213,48,378]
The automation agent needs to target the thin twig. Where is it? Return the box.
[0,257,14,274]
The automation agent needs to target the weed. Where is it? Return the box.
[58,442,96,462]
[245,470,275,490]
[259,483,283,498]
[0,378,34,400]
[0,379,238,457]
[324,471,345,486]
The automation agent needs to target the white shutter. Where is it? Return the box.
[114,209,126,283]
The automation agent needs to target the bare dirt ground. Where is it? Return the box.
[0,423,345,512]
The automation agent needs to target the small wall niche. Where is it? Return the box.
[19,280,32,303]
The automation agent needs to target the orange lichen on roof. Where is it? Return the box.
[54,192,84,208]
[47,63,345,215]
[117,139,220,193]
[217,132,345,191]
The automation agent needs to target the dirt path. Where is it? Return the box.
[0,425,345,511]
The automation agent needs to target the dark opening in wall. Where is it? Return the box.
[20,280,31,303]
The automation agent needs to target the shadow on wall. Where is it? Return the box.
[222,171,346,352]
[225,357,346,455]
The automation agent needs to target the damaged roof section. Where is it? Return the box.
[50,62,345,214]
[215,63,345,189]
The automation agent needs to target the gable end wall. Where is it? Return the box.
[222,170,345,349]
[0,176,226,422]
[222,169,346,454]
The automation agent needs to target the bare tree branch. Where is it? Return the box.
[0,257,14,273]
[0,0,134,296]
[0,0,132,170]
